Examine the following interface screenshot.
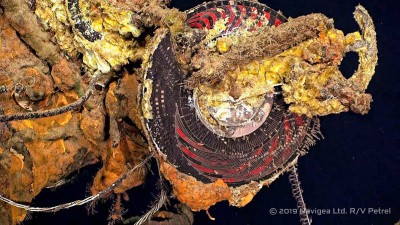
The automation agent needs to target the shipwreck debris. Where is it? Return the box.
[0,0,377,225]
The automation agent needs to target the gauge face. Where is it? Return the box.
[186,0,286,34]
[143,0,319,186]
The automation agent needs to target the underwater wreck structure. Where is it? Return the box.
[0,0,377,224]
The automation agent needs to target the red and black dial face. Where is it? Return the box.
[143,0,318,186]
[186,0,286,34]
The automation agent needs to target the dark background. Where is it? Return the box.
[25,0,399,225]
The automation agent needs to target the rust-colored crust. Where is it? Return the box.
[160,161,231,211]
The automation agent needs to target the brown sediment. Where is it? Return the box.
[106,71,144,131]
[130,0,186,33]
[51,58,83,93]
[0,15,52,101]
[1,0,62,65]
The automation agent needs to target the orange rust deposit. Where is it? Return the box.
[160,161,231,211]
[0,8,150,224]
[91,132,148,195]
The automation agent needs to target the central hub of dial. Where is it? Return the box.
[194,90,273,138]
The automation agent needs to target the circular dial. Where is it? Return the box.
[143,0,319,186]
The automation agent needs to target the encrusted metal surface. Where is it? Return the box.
[143,1,318,185]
